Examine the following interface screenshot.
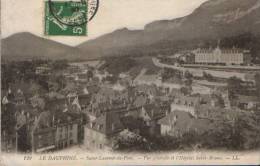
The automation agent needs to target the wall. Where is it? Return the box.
[84,127,108,150]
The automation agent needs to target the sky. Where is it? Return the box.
[1,0,207,46]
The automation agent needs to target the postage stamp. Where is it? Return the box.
[45,0,99,36]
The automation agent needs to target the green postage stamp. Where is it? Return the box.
[45,0,88,36]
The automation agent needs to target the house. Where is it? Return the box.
[31,111,56,153]
[158,111,193,137]
[84,112,124,150]
[32,127,56,153]
[171,94,201,117]
[139,104,167,136]
[55,113,82,150]
[158,111,212,137]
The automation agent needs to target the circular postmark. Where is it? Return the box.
[48,0,99,26]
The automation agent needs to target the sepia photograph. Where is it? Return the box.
[1,0,260,165]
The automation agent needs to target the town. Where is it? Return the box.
[1,45,260,153]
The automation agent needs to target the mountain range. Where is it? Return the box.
[2,0,260,61]
[1,32,83,61]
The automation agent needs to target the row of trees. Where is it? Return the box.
[114,112,260,152]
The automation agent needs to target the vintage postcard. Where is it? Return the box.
[1,0,260,166]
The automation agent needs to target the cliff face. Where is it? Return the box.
[78,0,260,57]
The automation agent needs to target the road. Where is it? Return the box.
[152,58,248,81]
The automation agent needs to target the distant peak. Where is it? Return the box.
[113,28,130,33]
[4,32,39,40]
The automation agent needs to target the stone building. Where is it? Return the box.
[84,112,124,150]
[193,47,251,65]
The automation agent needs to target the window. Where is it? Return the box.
[99,144,103,149]
[69,132,72,137]
[70,125,73,130]
[70,140,73,145]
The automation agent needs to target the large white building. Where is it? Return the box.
[193,47,251,65]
